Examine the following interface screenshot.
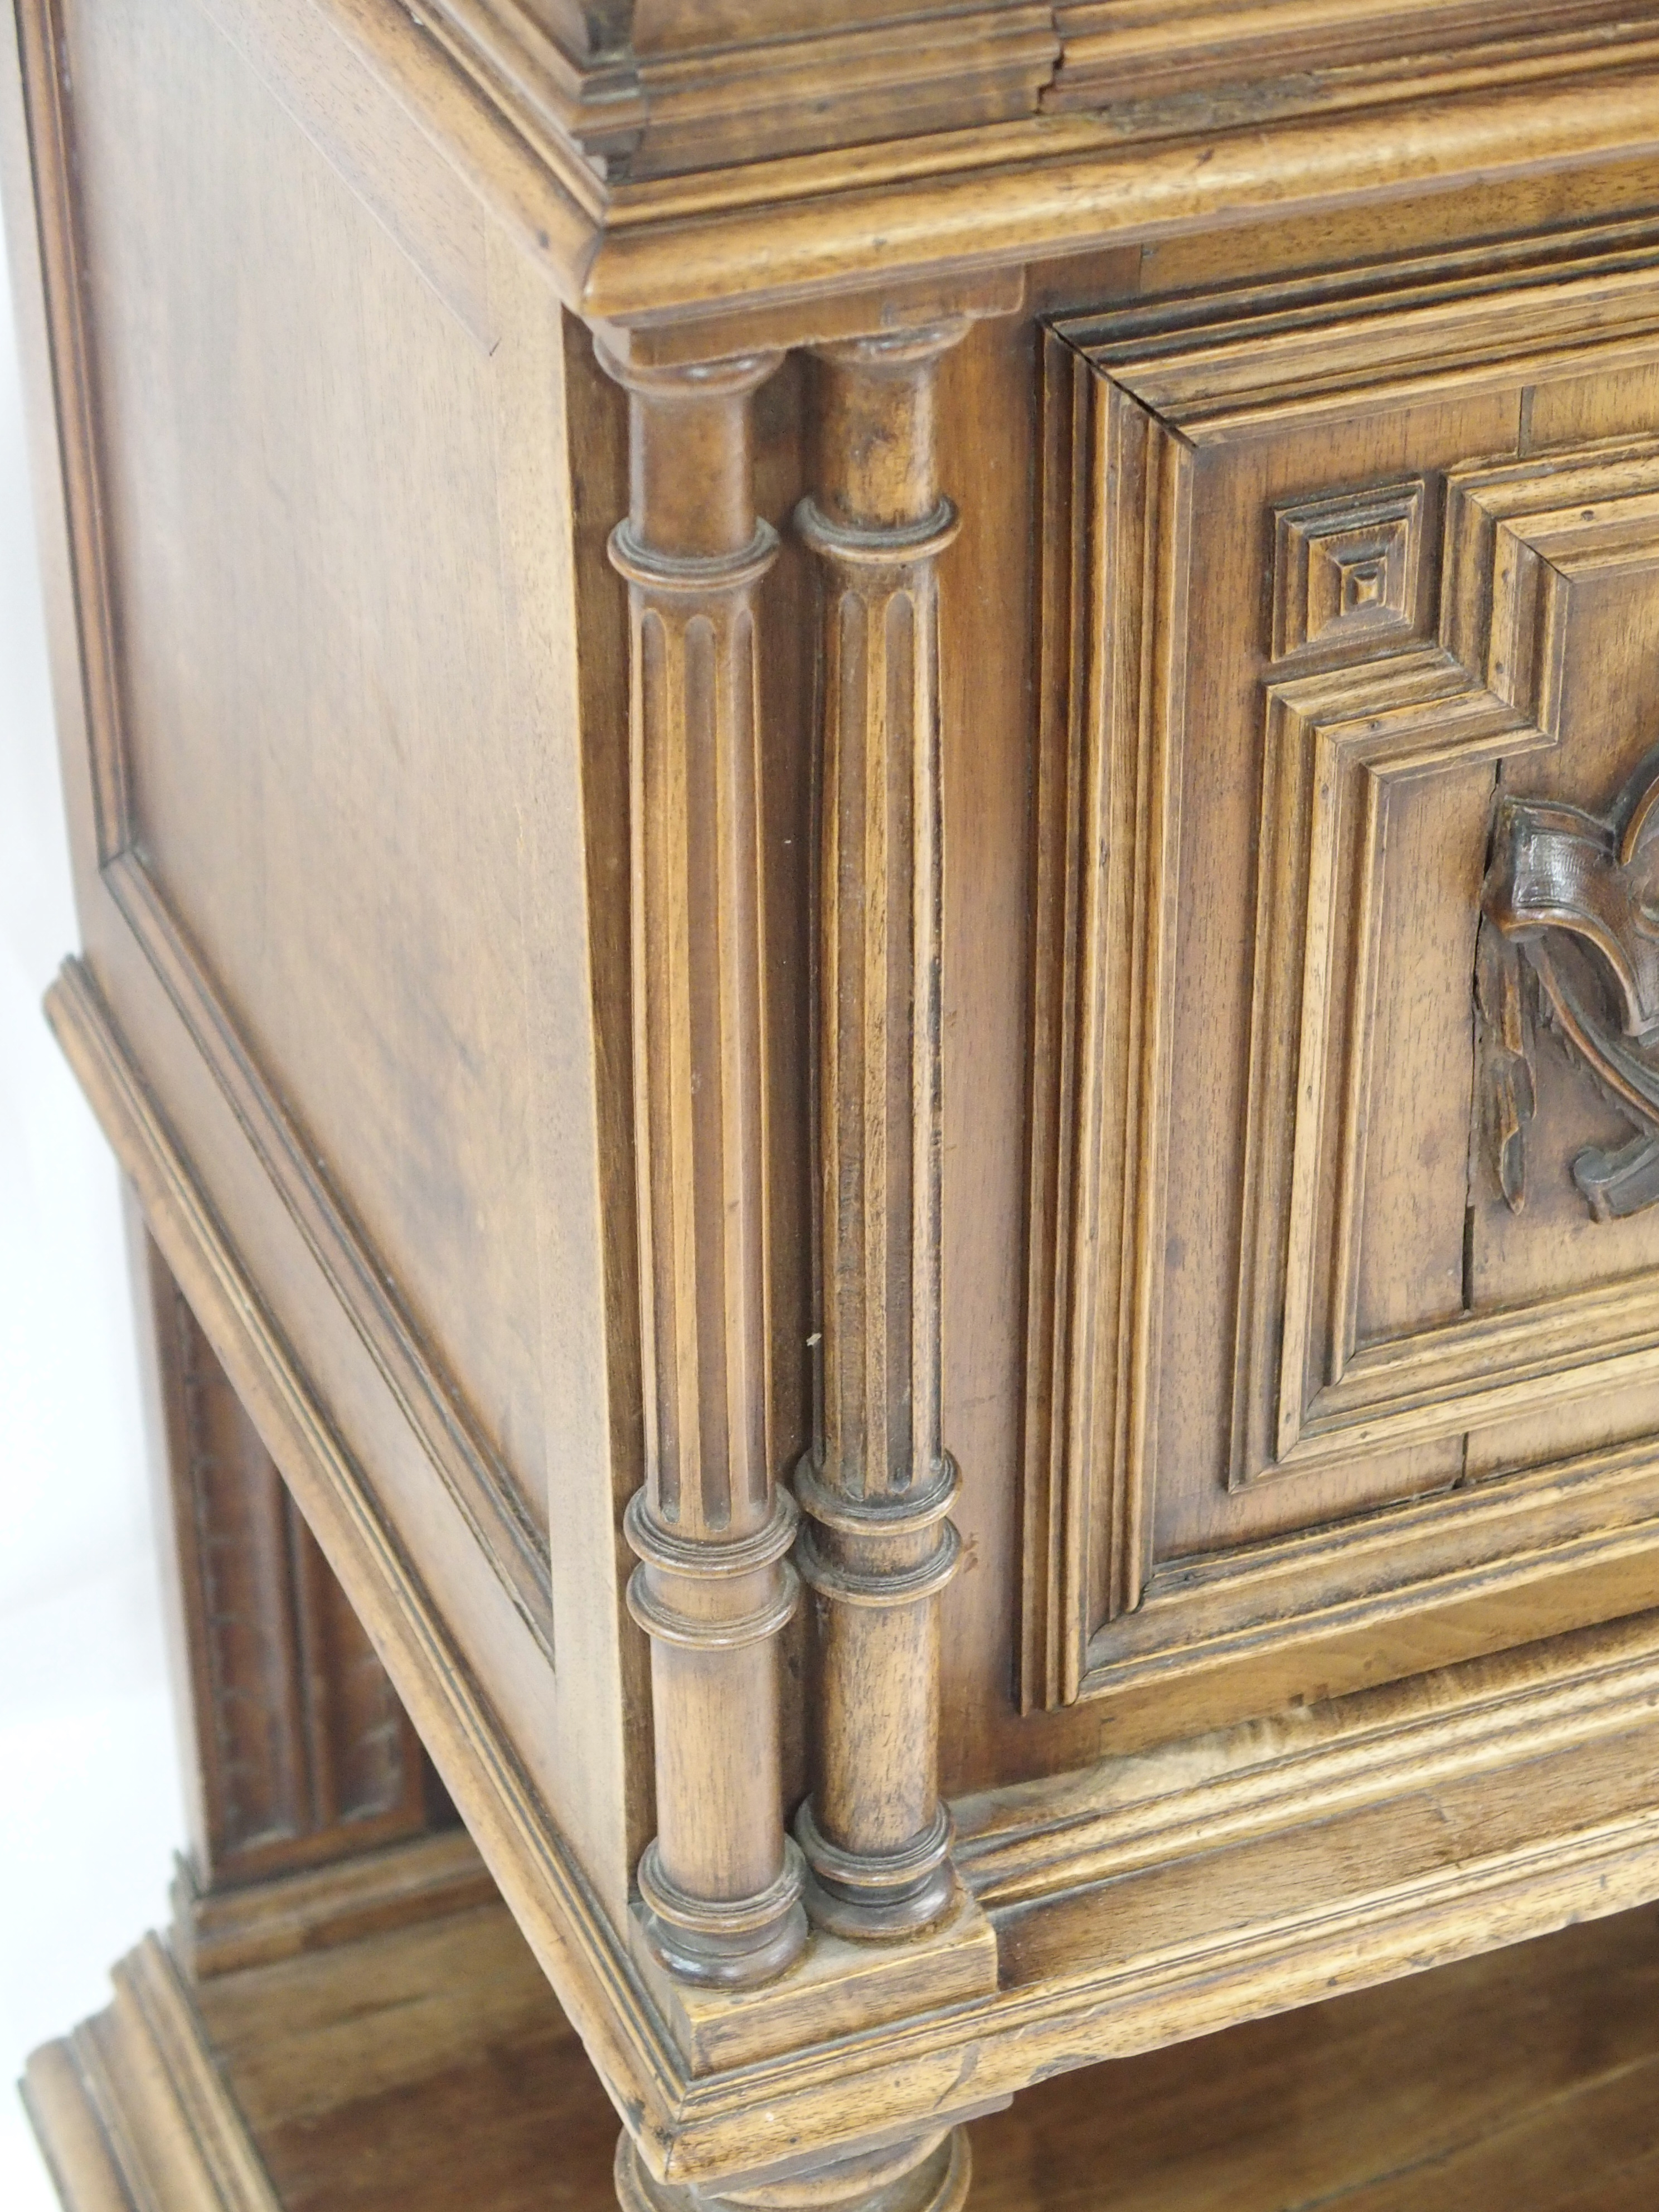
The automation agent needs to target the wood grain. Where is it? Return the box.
[599,343,808,1991]
[21,0,1659,2203]
[27,1879,1659,2212]
[793,323,970,1941]
[134,1226,431,1889]
[1024,225,1659,1729]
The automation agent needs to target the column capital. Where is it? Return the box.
[595,340,784,401]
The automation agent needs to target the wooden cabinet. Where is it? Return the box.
[12,3,1659,2207]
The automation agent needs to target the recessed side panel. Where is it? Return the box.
[59,0,561,1553]
[16,0,647,1914]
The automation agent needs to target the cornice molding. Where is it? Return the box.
[418,0,1659,193]
[161,0,1659,339]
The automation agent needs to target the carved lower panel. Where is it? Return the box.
[140,1231,429,1886]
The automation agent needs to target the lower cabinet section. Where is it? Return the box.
[25,1834,1659,2212]
[20,0,1659,2200]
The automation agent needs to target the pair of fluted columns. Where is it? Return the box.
[600,318,969,2212]
[597,323,967,2026]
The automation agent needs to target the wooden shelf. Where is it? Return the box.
[25,1864,1659,2212]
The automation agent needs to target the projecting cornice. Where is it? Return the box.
[188,0,1659,342]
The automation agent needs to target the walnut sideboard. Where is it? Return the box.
[16,6,1659,2210]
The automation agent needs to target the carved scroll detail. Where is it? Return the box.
[1481,764,1659,1221]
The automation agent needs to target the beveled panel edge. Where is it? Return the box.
[105,856,557,1667]
[1025,229,1659,1717]
[1021,329,1189,1710]
[14,0,130,861]
[1075,1435,1659,1703]
[40,957,694,2154]
[10,0,555,1662]
[1231,656,1547,1491]
[1268,478,1428,665]
[191,0,500,352]
[958,1606,1659,1907]
[1052,224,1659,435]
[1235,447,1659,1478]
[1020,327,1093,1717]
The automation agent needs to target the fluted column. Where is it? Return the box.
[792,323,968,1939]
[599,343,806,1988]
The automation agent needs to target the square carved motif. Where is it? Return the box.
[1271,479,1427,661]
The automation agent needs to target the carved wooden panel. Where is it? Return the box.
[141,1233,430,1884]
[1025,240,1659,1712]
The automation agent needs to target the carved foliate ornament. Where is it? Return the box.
[1479,756,1659,1221]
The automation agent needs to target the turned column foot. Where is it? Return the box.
[615,2127,971,2212]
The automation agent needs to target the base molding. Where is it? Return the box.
[25,1935,283,2212]
[171,1825,494,1980]
[615,2127,971,2212]
[25,1875,1659,2212]
[46,950,1659,2175]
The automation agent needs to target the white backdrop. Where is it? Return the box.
[1,200,187,2204]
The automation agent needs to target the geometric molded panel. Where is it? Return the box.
[1230,644,1549,1490]
[1026,246,1659,1715]
[1245,445,1659,1490]
[1272,478,1427,661]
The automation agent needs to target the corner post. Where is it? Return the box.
[599,342,807,1988]
[793,322,969,1938]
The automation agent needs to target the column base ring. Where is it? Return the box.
[636,1838,808,1988]
[793,1800,957,1941]
[616,2124,970,2212]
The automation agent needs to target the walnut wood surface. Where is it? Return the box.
[16,0,1659,2207]
[601,341,807,1989]
[132,1220,434,1894]
[27,1879,1659,2212]
[1021,221,1659,1733]
[792,322,969,1942]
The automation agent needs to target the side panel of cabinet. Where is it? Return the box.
[10,0,649,1918]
